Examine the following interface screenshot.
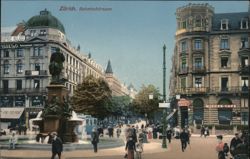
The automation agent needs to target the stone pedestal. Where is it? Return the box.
[47,85,68,103]
[43,115,60,133]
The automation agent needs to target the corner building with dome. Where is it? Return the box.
[0,9,129,128]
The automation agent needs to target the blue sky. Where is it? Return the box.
[1,1,248,95]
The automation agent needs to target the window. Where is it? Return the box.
[221,77,228,91]
[241,18,249,29]
[241,56,248,67]
[221,57,230,68]
[195,77,202,88]
[16,61,23,73]
[3,60,10,74]
[218,108,232,125]
[220,38,229,49]
[16,48,23,57]
[51,47,57,54]
[181,78,186,88]
[181,58,187,68]
[220,19,228,30]
[194,39,202,50]
[40,29,46,35]
[34,80,40,89]
[16,80,22,90]
[30,30,36,37]
[241,77,248,91]
[3,80,9,92]
[221,57,229,68]
[194,58,202,68]
[35,63,40,71]
[181,41,187,52]
[195,16,202,27]
[4,50,9,57]
[241,37,249,49]
[33,47,42,56]
[182,21,187,29]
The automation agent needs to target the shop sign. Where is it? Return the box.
[31,96,43,106]
[15,96,25,106]
[0,96,14,107]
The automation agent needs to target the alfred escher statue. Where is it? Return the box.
[49,48,66,84]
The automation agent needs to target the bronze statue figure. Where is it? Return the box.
[49,48,66,84]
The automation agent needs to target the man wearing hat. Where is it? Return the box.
[229,133,242,157]
[216,135,225,159]
[51,132,63,159]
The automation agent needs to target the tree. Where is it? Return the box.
[132,84,160,118]
[70,75,112,119]
[110,96,131,117]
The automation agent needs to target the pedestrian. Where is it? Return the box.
[167,128,172,143]
[201,125,205,137]
[51,132,63,159]
[116,126,121,138]
[91,128,99,153]
[204,127,209,137]
[125,137,136,159]
[131,125,137,143]
[229,133,242,157]
[216,135,225,159]
[108,126,113,138]
[180,128,188,152]
[9,132,17,149]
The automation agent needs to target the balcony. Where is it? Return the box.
[192,66,206,74]
[175,86,248,96]
[0,88,47,94]
[175,87,208,95]
[238,65,249,75]
[209,86,249,95]
[25,70,48,76]
[178,67,189,75]
[179,51,188,57]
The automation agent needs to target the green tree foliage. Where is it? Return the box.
[70,75,112,119]
[110,96,132,117]
[132,84,160,117]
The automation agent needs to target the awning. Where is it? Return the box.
[205,105,236,108]
[0,108,24,119]
[178,98,191,107]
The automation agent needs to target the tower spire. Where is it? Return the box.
[105,60,113,74]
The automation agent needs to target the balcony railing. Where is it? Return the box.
[25,70,48,76]
[175,87,208,94]
[238,65,249,74]
[175,86,249,95]
[192,66,206,73]
[0,88,47,94]
[178,67,189,75]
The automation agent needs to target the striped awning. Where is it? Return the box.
[205,105,236,108]
[178,98,191,107]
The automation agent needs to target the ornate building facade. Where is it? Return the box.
[0,9,129,128]
[169,3,249,127]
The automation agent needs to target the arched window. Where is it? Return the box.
[3,60,10,74]
[193,98,204,124]
[218,98,232,125]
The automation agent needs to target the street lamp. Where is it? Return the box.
[162,44,167,149]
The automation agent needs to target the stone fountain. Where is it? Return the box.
[33,48,82,143]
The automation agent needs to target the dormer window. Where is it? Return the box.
[195,15,202,27]
[40,29,46,35]
[30,30,36,37]
[221,19,229,30]
[241,18,248,29]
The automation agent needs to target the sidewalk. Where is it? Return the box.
[0,140,166,159]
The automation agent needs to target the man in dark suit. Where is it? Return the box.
[51,132,63,159]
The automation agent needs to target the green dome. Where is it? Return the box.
[26,9,65,34]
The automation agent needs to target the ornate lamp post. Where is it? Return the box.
[162,44,167,148]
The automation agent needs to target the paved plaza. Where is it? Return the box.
[0,134,232,159]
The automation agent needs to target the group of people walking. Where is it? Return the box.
[216,131,249,159]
